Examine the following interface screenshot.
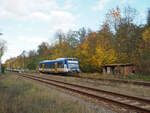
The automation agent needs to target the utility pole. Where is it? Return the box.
[10,60,13,72]
[0,33,3,74]
[22,50,25,72]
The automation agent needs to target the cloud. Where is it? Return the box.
[0,0,79,62]
[120,0,137,5]
[121,0,128,4]
[0,0,76,20]
[48,11,77,32]
[1,40,22,63]
[2,47,21,63]
[29,12,50,21]
[1,35,49,63]
[19,36,49,44]
[62,0,77,10]
[92,0,111,11]
[0,0,78,31]
[0,0,57,20]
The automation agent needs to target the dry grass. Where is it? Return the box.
[0,75,93,113]
[78,73,100,78]
[78,72,126,79]
[78,72,150,82]
[123,74,150,81]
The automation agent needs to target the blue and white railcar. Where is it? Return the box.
[39,58,80,73]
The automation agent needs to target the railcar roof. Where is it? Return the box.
[39,58,78,64]
[56,58,78,60]
[40,59,66,64]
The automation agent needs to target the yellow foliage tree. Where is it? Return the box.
[143,27,150,50]
[92,45,117,68]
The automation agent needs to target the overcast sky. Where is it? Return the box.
[0,0,149,63]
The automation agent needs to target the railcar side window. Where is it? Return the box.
[40,64,42,68]
[51,64,54,68]
[50,64,53,69]
[58,63,64,68]
[58,63,60,68]
[47,64,50,68]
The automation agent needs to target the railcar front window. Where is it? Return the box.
[68,58,78,61]
[68,63,79,68]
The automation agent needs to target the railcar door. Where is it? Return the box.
[54,62,58,73]
[42,64,44,72]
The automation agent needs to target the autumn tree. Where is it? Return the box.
[27,50,39,70]
[0,39,6,73]
[5,6,150,74]
[37,42,51,60]
[78,32,99,71]
[106,6,140,63]
[78,26,116,72]
[0,40,6,59]
[147,9,150,27]
[106,6,122,32]
[74,28,90,64]
[75,27,89,44]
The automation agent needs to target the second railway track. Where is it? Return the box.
[16,72,150,113]
[72,75,150,87]
[26,71,150,87]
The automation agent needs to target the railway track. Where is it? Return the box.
[97,78,150,87]
[72,75,150,87]
[10,70,150,87]
[16,72,150,113]
[26,71,150,87]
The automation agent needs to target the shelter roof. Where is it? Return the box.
[103,63,134,67]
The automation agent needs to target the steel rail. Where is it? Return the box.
[10,70,150,87]
[97,78,150,87]
[25,73,150,104]
[71,75,150,87]
[17,73,150,113]
[34,72,150,87]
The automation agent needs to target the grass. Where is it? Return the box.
[28,69,150,82]
[0,74,93,113]
[122,74,150,81]
[26,69,150,82]
[78,73,100,78]
[78,72,150,82]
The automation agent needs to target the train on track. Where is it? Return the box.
[39,58,80,74]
